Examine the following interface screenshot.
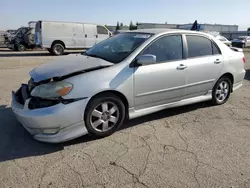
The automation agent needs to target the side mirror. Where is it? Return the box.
[136,54,156,65]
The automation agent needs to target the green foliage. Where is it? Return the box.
[129,20,137,30]
[116,21,120,30]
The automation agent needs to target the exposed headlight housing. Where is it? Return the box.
[31,81,73,99]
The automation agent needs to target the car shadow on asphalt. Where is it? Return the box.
[244,69,250,81]
[0,101,211,162]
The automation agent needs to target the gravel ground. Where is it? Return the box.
[0,48,250,188]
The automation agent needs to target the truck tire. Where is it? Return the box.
[51,43,64,55]
[17,44,26,51]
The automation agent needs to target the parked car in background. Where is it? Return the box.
[232,36,250,48]
[205,31,231,47]
[8,26,36,51]
[215,35,231,47]
[12,29,246,143]
[35,21,111,55]
[4,29,18,42]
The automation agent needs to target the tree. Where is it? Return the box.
[129,21,137,30]
[248,27,250,31]
[120,22,124,29]
[129,21,134,30]
[116,21,120,30]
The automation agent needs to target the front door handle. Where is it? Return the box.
[214,59,221,64]
[177,64,187,70]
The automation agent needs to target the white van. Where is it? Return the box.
[35,21,111,55]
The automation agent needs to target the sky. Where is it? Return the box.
[0,0,250,30]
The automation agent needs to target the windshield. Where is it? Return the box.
[84,33,152,64]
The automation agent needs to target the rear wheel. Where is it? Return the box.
[51,43,64,55]
[211,77,232,105]
[85,93,125,138]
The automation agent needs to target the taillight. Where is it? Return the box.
[243,57,246,63]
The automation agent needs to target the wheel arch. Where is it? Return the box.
[218,73,234,92]
[51,40,65,49]
[86,90,129,119]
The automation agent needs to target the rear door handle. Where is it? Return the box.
[214,59,221,64]
[177,64,187,70]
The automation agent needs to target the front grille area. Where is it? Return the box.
[15,84,29,105]
[28,97,60,109]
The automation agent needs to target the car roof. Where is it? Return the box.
[124,28,210,35]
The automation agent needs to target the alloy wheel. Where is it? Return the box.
[90,101,119,132]
[215,81,229,102]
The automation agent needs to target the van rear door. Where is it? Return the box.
[96,25,110,44]
[83,24,97,48]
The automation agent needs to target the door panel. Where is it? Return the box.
[83,24,97,48]
[134,61,186,110]
[134,34,186,109]
[184,55,223,98]
[96,26,109,44]
[74,24,85,48]
[184,35,224,98]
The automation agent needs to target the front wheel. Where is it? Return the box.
[84,93,125,138]
[17,44,26,51]
[211,77,232,105]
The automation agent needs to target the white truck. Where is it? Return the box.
[35,21,111,55]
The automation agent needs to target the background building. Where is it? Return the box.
[122,22,239,32]
[178,23,238,32]
[137,23,178,29]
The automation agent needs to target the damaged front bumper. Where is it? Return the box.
[11,84,89,143]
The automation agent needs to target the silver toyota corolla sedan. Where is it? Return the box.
[11,29,246,143]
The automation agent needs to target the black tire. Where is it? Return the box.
[47,48,53,54]
[51,43,64,55]
[211,76,232,105]
[84,93,126,138]
[17,44,25,51]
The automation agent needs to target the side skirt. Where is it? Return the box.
[129,91,212,119]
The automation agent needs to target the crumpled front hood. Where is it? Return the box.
[30,54,113,82]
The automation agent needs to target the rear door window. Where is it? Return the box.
[186,35,213,58]
[212,42,221,55]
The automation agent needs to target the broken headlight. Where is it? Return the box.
[31,81,73,98]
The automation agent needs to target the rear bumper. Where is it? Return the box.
[11,88,89,143]
[233,82,243,92]
[233,69,245,92]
